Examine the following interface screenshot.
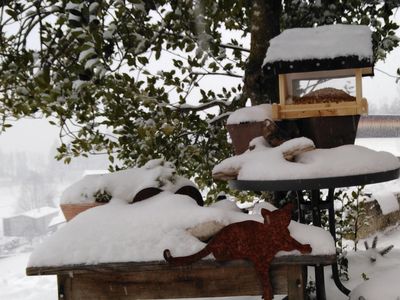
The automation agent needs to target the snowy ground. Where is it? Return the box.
[0,253,56,300]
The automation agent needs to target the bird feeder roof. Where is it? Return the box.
[263,24,374,75]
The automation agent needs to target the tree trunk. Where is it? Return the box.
[244,0,281,105]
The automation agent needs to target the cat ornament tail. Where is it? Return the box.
[163,247,211,266]
[163,203,312,300]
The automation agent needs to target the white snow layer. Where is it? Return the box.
[264,24,373,64]
[28,194,335,267]
[60,159,195,204]
[349,263,400,300]
[213,139,399,181]
[227,104,273,125]
[371,191,399,215]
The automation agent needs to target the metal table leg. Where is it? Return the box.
[326,188,351,296]
[311,189,326,300]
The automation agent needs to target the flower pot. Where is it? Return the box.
[60,203,104,221]
[226,121,266,155]
[296,115,360,148]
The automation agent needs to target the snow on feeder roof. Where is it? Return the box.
[263,24,374,75]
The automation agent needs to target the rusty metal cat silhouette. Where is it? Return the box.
[164,203,312,300]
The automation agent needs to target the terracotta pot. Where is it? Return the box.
[296,115,360,148]
[60,203,104,221]
[226,121,266,155]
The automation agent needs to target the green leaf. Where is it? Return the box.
[186,43,195,52]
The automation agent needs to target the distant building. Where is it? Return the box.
[357,115,400,138]
[2,207,63,238]
[356,115,400,157]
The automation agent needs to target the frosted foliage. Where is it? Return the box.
[264,24,373,64]
[28,194,335,267]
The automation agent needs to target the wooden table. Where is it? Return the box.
[229,167,400,300]
[27,255,336,300]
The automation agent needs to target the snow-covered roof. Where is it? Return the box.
[264,24,373,63]
[213,138,400,181]
[10,207,59,219]
[263,24,373,74]
[28,194,335,267]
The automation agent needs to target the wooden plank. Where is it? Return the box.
[271,99,368,120]
[26,255,337,276]
[277,107,358,119]
[56,265,263,299]
[357,98,368,115]
[355,68,363,102]
[286,265,306,300]
[30,256,337,300]
[279,74,288,105]
[272,103,281,120]
[55,265,305,300]
[285,67,372,81]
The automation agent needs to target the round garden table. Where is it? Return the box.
[229,167,400,300]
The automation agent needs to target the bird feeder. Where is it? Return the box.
[263,24,374,148]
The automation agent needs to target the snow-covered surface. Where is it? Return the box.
[226,104,273,125]
[28,194,335,267]
[263,24,373,64]
[356,137,400,157]
[349,267,400,300]
[0,253,57,300]
[61,159,195,204]
[213,138,400,180]
[364,177,400,215]
[371,191,399,215]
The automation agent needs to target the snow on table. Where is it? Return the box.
[213,138,400,181]
[263,24,373,64]
[28,194,335,267]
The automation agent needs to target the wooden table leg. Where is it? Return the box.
[286,265,306,300]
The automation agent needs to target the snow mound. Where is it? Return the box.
[373,191,400,215]
[213,141,399,181]
[61,159,195,204]
[350,266,400,300]
[28,194,335,267]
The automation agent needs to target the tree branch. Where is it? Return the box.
[191,71,243,78]
[171,99,233,112]
[219,43,250,53]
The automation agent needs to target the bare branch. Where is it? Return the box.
[170,99,233,112]
[191,71,243,78]
[219,43,250,53]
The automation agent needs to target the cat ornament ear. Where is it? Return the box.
[261,203,293,225]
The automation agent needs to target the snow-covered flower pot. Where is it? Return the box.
[226,104,273,155]
[59,159,203,222]
[226,121,266,155]
[60,203,104,221]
